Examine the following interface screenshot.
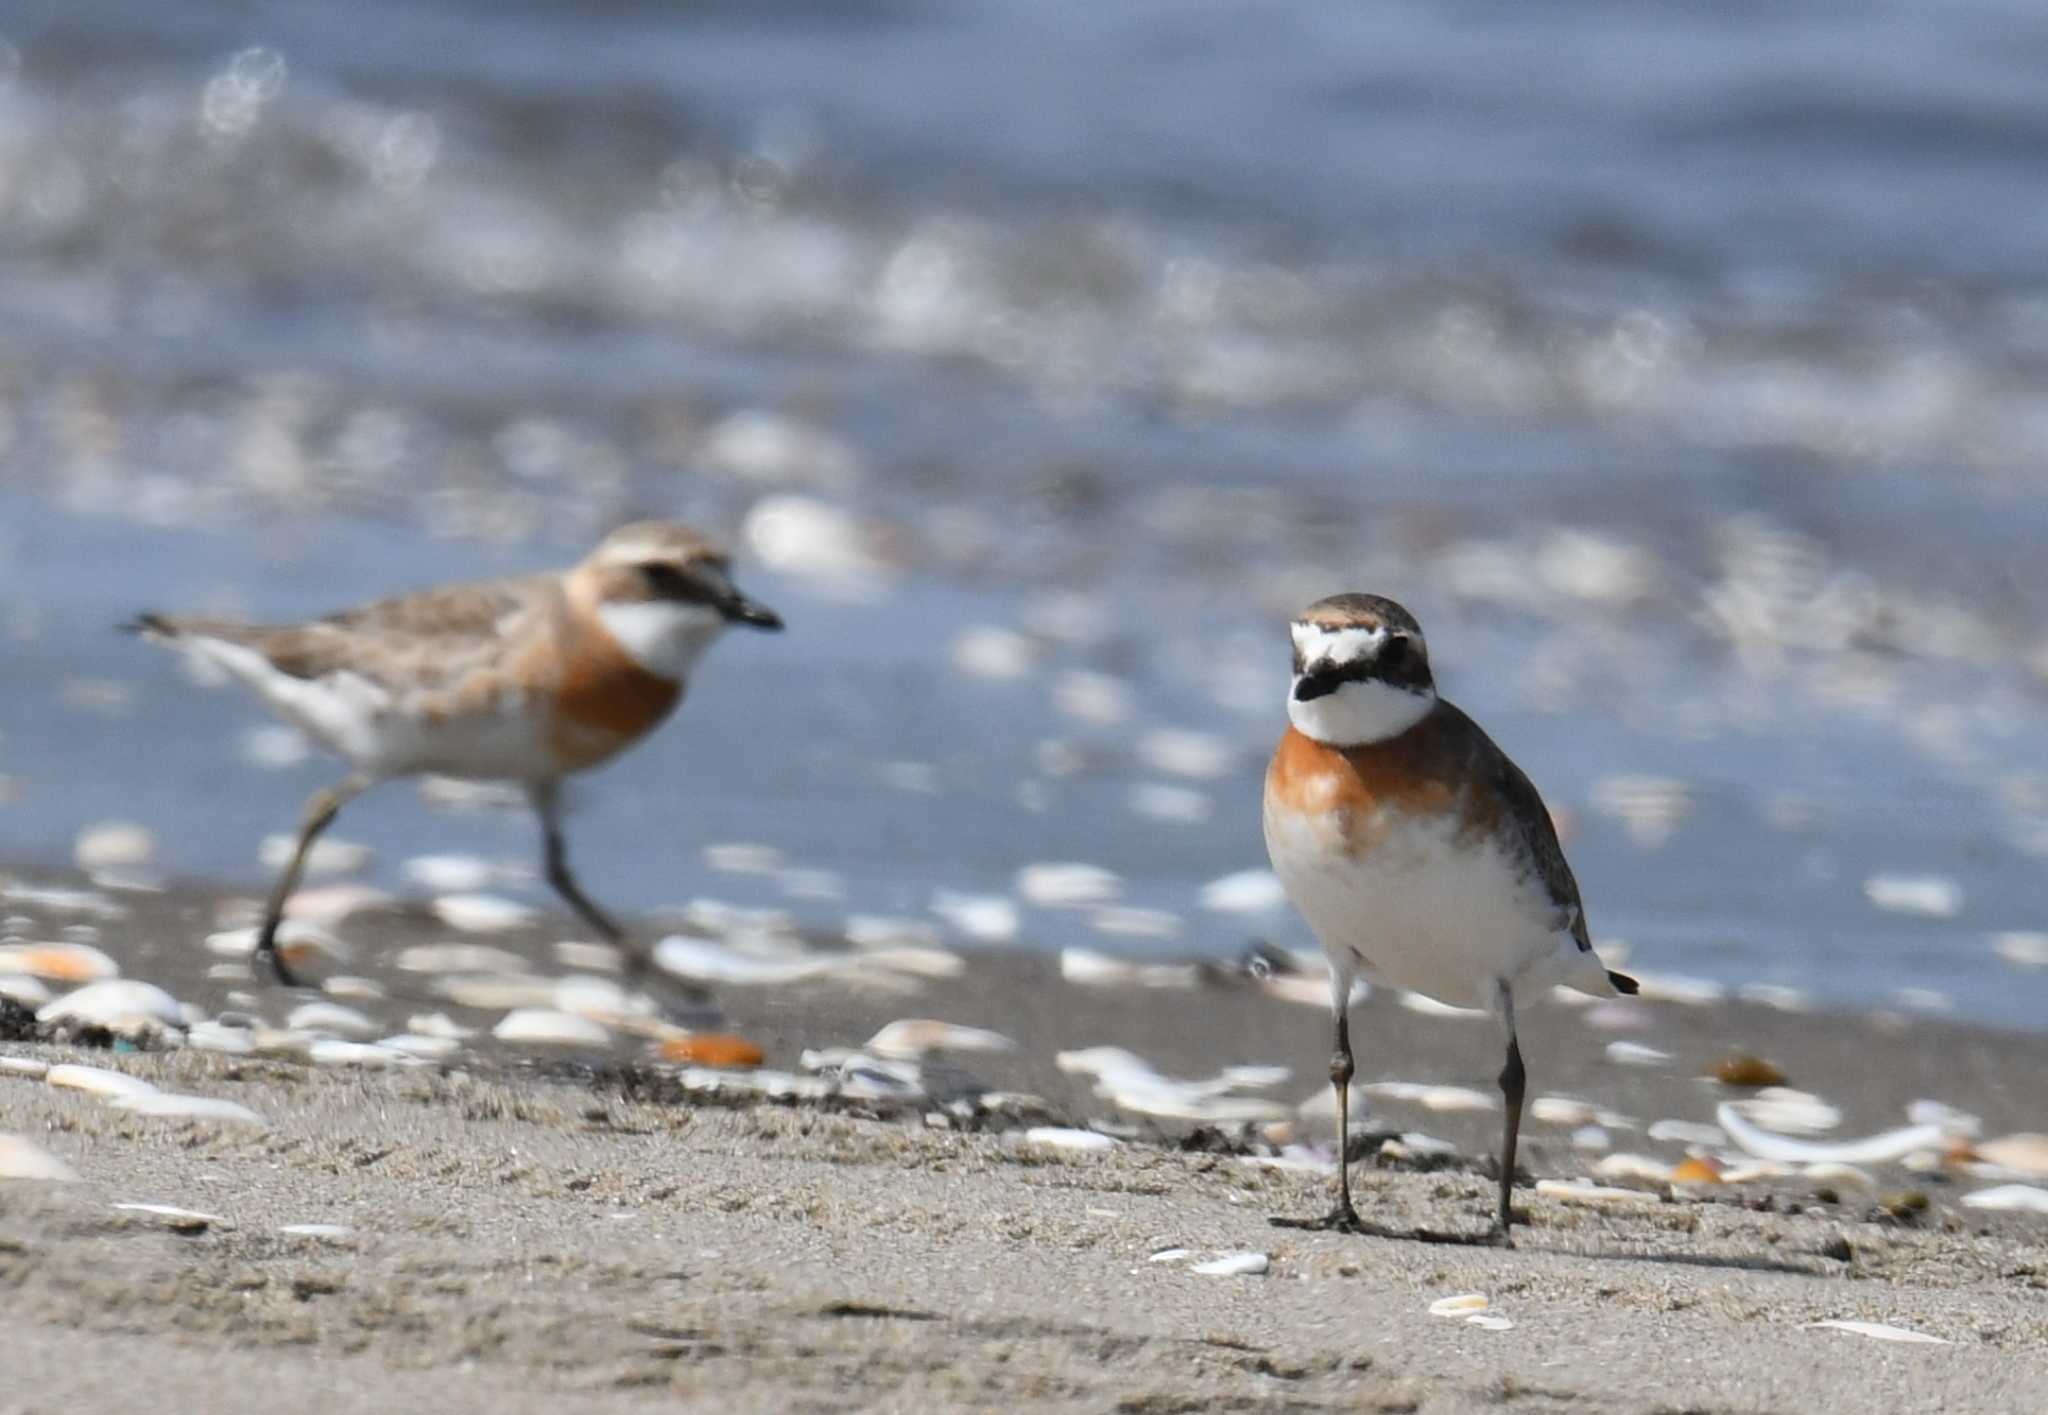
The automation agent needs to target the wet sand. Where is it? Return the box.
[4,871,2047,1413]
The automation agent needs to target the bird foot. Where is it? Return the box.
[258,945,305,990]
[1271,1201,1370,1234]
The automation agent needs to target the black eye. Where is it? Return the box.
[1381,635,1410,666]
[640,563,693,596]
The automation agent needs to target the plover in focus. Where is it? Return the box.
[131,521,782,987]
[1262,593,1636,1243]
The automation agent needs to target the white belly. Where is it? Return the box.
[1264,803,1566,1009]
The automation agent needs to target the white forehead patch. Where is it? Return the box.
[1290,623,1387,667]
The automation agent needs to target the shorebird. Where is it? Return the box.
[1262,593,1635,1244]
[131,520,782,988]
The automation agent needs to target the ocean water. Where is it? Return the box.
[2,1,2047,1026]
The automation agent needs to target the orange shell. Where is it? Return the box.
[659,1034,766,1069]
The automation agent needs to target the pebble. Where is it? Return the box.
[1535,1179,1662,1207]
[39,980,184,1038]
[111,1093,267,1126]
[1710,1055,1787,1087]
[866,1019,1015,1060]
[1016,863,1121,908]
[433,893,537,934]
[0,1134,79,1182]
[258,833,372,877]
[1961,1184,2048,1213]
[1863,873,1962,919]
[1605,1041,1671,1067]
[1190,1252,1268,1277]
[1197,869,1286,914]
[0,941,120,983]
[492,1009,611,1048]
[1803,1320,1948,1346]
[286,1001,379,1038]
[74,821,156,872]
[113,1202,228,1232]
[929,891,1020,944]
[1022,1127,1118,1153]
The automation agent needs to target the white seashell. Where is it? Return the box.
[0,941,120,983]
[1737,983,1813,1012]
[433,893,536,934]
[46,1065,159,1101]
[1023,1127,1118,1153]
[549,975,649,1024]
[186,1022,256,1055]
[1535,1179,1661,1207]
[1052,670,1134,725]
[702,842,784,875]
[1360,1082,1497,1113]
[1571,1125,1612,1152]
[952,626,1039,681]
[113,1202,228,1230]
[867,1019,1016,1060]
[395,943,533,976]
[0,881,125,918]
[433,975,555,1010]
[0,1056,51,1079]
[205,920,347,962]
[1059,948,1200,989]
[402,853,499,893]
[0,1133,79,1181]
[1190,1252,1268,1277]
[1863,874,1961,919]
[1532,1096,1600,1127]
[682,898,799,937]
[38,980,183,1037]
[492,1009,611,1048]
[112,1093,266,1126]
[1804,1320,1948,1345]
[1127,782,1213,825]
[1467,1314,1515,1331]
[1088,907,1184,941]
[258,833,372,878]
[1733,1088,1841,1135]
[1429,1293,1490,1317]
[1961,1184,2048,1212]
[1399,992,1487,1019]
[929,891,1019,944]
[1148,1247,1191,1262]
[405,1012,476,1041]
[1905,1100,1980,1136]
[1800,1162,1876,1189]
[279,1223,355,1239]
[1016,863,1121,908]
[652,936,846,986]
[854,945,965,979]
[845,915,943,950]
[1605,1041,1670,1067]
[1594,1154,1673,1185]
[1648,1119,1727,1147]
[307,1039,416,1069]
[1716,1102,1947,1165]
[0,976,52,1007]
[1138,729,1234,780]
[829,1054,926,1104]
[321,976,385,1002]
[1383,1132,1460,1161]
[1629,972,1726,1006]
[380,1033,463,1060]
[553,940,623,973]
[1197,869,1286,914]
[1973,1133,2048,1176]
[286,1001,378,1038]
[74,821,156,872]
[1991,932,2048,968]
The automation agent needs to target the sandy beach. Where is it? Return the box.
[3,870,2046,1413]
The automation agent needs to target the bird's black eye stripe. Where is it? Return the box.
[1381,634,1409,665]
[639,562,709,600]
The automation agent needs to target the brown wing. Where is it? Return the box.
[139,574,560,693]
[1441,702,1591,949]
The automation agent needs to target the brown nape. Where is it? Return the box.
[1295,592,1423,636]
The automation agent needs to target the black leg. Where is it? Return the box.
[1492,982,1526,1245]
[256,777,366,987]
[1273,996,1368,1233]
[530,784,626,949]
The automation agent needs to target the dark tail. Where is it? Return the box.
[122,613,176,638]
[1608,970,1639,996]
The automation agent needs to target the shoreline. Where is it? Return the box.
[3,867,2047,1411]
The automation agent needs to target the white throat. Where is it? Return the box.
[1287,676,1436,746]
[597,601,726,680]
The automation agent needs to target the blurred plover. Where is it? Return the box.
[131,521,782,987]
[1262,593,1635,1243]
